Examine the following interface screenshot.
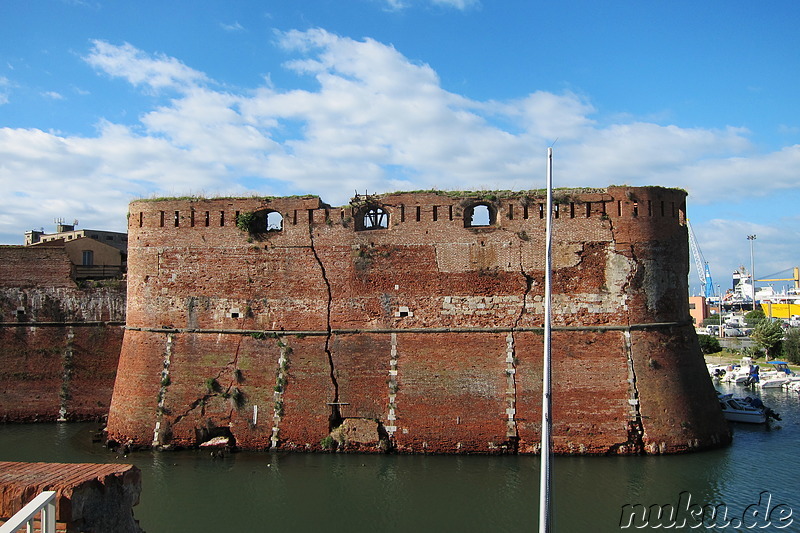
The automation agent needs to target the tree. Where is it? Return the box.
[698,334,721,354]
[751,319,784,360]
[782,328,800,364]
[744,309,766,327]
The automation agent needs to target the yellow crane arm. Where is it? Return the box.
[756,267,799,288]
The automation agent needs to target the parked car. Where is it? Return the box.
[724,327,744,337]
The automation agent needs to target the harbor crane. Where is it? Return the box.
[757,267,800,290]
[687,220,714,298]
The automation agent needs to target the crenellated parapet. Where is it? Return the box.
[127,186,686,242]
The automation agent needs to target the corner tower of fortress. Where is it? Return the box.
[107,186,731,454]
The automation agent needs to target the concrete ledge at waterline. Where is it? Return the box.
[0,461,142,533]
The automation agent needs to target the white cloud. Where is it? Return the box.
[220,21,245,32]
[2,27,799,274]
[557,124,755,190]
[430,0,480,9]
[380,0,479,10]
[383,0,407,10]
[679,145,800,202]
[0,76,11,105]
[83,40,208,92]
[688,216,800,298]
[42,91,64,100]
[59,0,98,7]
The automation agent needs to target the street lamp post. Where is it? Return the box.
[747,235,756,311]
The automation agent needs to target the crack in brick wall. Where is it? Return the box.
[308,224,340,428]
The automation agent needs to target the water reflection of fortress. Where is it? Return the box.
[107,186,730,454]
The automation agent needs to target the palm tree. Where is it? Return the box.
[751,320,784,360]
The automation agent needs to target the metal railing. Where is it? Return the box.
[0,491,57,533]
[73,265,123,279]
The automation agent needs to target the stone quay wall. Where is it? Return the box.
[0,461,142,533]
[107,187,731,454]
[0,246,125,421]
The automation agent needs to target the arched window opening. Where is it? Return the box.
[359,207,389,231]
[465,204,494,228]
[266,211,283,231]
[243,210,283,234]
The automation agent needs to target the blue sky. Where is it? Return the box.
[2,0,799,294]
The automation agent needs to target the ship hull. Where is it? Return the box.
[761,301,800,319]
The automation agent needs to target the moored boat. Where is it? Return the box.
[721,357,759,384]
[718,394,767,423]
[707,363,727,380]
[758,375,790,389]
[716,392,780,424]
[758,361,800,389]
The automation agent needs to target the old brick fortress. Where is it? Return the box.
[107,186,731,455]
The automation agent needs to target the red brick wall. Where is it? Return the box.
[107,187,731,454]
[0,247,125,421]
[0,246,75,289]
[0,287,125,421]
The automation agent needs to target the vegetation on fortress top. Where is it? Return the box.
[134,194,322,203]
[133,185,683,207]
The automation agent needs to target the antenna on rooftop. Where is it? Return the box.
[73,219,79,227]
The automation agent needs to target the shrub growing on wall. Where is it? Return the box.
[236,211,256,233]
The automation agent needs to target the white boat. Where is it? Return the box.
[707,363,728,380]
[716,391,781,423]
[721,357,759,384]
[723,370,752,384]
[758,377,789,389]
[757,361,798,389]
[758,375,790,389]
[717,394,767,424]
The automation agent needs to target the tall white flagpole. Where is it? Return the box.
[539,146,554,533]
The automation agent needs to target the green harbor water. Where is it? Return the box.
[1,383,798,532]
